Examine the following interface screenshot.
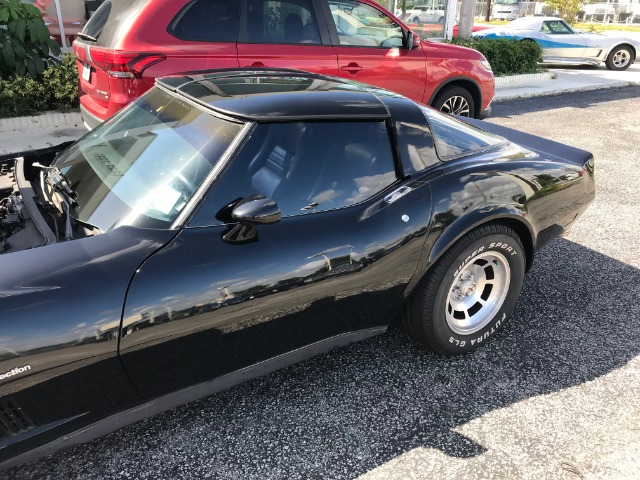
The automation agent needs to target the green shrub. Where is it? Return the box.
[0,0,61,77]
[0,54,79,118]
[449,38,544,76]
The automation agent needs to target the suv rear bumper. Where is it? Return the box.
[80,104,103,130]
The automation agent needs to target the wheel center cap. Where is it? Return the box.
[461,280,476,297]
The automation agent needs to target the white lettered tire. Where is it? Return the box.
[406,224,526,354]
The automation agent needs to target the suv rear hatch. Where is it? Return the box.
[73,0,163,127]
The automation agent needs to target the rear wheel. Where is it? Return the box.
[432,86,475,117]
[405,224,525,355]
[605,45,633,71]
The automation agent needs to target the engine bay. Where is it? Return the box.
[0,144,95,256]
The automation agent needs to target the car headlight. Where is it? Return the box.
[480,59,492,71]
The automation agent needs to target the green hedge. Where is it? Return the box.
[0,54,78,118]
[449,38,544,76]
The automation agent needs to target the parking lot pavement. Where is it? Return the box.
[2,88,639,480]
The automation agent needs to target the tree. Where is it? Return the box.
[0,0,61,77]
[544,0,590,24]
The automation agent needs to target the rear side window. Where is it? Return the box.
[169,0,240,42]
[80,0,148,46]
[245,0,321,44]
[421,106,507,160]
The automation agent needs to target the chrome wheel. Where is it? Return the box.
[445,251,511,335]
[439,96,471,116]
[612,49,631,69]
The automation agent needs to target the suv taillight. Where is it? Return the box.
[89,48,166,78]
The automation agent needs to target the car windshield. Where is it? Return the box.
[53,88,244,231]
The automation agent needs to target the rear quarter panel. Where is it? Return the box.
[409,127,594,289]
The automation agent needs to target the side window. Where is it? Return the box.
[395,121,440,175]
[421,106,507,161]
[541,20,572,35]
[169,0,240,42]
[245,0,321,44]
[194,121,398,225]
[328,0,404,48]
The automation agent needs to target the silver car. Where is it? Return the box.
[474,16,639,71]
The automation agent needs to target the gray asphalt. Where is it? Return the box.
[4,87,640,480]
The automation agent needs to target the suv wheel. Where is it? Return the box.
[432,86,474,117]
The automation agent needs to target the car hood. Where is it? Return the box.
[578,32,640,47]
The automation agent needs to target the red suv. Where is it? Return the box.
[73,0,495,129]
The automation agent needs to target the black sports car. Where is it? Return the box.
[0,69,594,467]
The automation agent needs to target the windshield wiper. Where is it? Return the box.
[77,32,98,42]
[32,162,77,206]
[32,163,103,241]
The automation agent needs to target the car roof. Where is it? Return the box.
[507,17,558,29]
[156,69,396,122]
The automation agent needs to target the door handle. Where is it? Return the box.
[340,63,363,74]
[384,186,413,204]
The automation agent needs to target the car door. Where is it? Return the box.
[321,0,428,104]
[118,119,432,399]
[236,0,339,76]
[537,19,586,61]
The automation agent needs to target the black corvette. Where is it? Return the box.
[0,69,594,467]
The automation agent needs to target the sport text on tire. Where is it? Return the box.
[405,224,526,355]
[433,86,475,118]
[605,45,633,71]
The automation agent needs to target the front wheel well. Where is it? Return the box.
[429,79,482,118]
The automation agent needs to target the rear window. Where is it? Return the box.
[420,106,507,160]
[80,0,148,46]
[168,0,240,42]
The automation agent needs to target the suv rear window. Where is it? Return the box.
[169,0,240,42]
[80,0,148,46]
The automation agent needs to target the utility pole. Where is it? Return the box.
[458,0,477,38]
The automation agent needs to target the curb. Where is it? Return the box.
[494,80,639,102]
[495,72,557,85]
[0,111,82,132]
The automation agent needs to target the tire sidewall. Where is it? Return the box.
[431,233,525,353]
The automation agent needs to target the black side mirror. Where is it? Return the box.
[223,194,281,243]
[404,31,415,50]
[231,194,281,225]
